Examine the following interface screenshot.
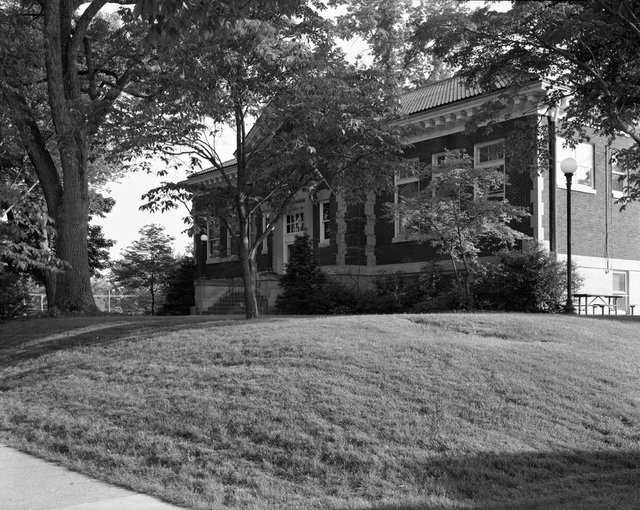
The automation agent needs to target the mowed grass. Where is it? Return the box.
[1,313,639,509]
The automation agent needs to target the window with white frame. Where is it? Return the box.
[394,158,420,239]
[612,271,629,313]
[474,139,506,199]
[286,211,304,234]
[319,201,331,244]
[611,157,628,197]
[556,138,594,191]
[206,222,221,259]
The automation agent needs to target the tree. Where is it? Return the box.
[1,0,301,312]
[0,1,155,312]
[159,256,196,315]
[276,233,327,314]
[138,4,408,319]
[390,151,529,308]
[414,0,640,201]
[110,224,176,315]
[333,0,461,86]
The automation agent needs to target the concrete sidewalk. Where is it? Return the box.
[0,443,184,510]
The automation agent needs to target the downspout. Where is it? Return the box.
[604,145,611,273]
[548,115,557,253]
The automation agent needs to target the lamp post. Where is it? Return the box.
[560,157,577,314]
[199,233,208,278]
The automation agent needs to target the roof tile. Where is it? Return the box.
[400,75,510,115]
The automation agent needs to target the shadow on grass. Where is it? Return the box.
[0,316,238,366]
[337,449,640,510]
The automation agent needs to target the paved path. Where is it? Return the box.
[0,443,184,510]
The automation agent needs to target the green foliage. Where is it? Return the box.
[87,225,115,277]
[110,224,177,315]
[0,270,29,320]
[0,180,62,274]
[276,234,327,314]
[159,256,196,315]
[475,246,584,313]
[389,150,530,307]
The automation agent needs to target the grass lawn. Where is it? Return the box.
[1,313,639,509]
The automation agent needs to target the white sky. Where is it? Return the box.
[94,132,236,260]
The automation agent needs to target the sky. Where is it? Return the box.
[94,167,196,259]
[93,134,236,260]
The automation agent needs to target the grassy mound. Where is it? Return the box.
[1,314,639,509]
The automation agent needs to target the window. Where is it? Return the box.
[612,271,628,313]
[556,138,594,191]
[286,212,304,234]
[474,139,505,199]
[611,157,628,197]
[207,222,221,259]
[319,201,331,244]
[432,152,447,166]
[430,151,451,189]
[394,158,420,239]
[207,221,237,259]
[261,213,270,254]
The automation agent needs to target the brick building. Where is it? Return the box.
[187,76,640,314]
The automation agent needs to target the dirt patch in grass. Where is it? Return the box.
[1,314,639,509]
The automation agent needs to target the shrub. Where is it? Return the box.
[474,245,583,312]
[159,256,196,315]
[276,234,327,314]
[0,270,29,320]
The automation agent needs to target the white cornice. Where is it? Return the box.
[399,80,552,143]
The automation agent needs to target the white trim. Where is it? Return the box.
[556,138,595,193]
[393,158,420,240]
[612,270,629,313]
[474,138,506,199]
[397,81,547,143]
[318,201,330,246]
[611,157,628,199]
[205,222,238,263]
[556,253,640,272]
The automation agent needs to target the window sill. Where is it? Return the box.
[612,191,626,199]
[206,255,239,263]
[318,240,330,247]
[392,234,427,243]
[557,183,596,195]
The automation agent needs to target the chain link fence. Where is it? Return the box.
[27,293,152,315]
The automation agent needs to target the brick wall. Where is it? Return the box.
[374,117,539,266]
[551,127,640,260]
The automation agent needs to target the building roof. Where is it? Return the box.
[187,158,237,179]
[400,75,512,116]
[187,75,524,180]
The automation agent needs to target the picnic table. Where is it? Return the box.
[573,293,622,315]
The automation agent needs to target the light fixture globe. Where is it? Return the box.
[560,157,578,175]
[200,233,208,242]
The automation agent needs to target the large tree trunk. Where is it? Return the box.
[41,0,97,312]
[239,218,259,319]
[48,159,97,312]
